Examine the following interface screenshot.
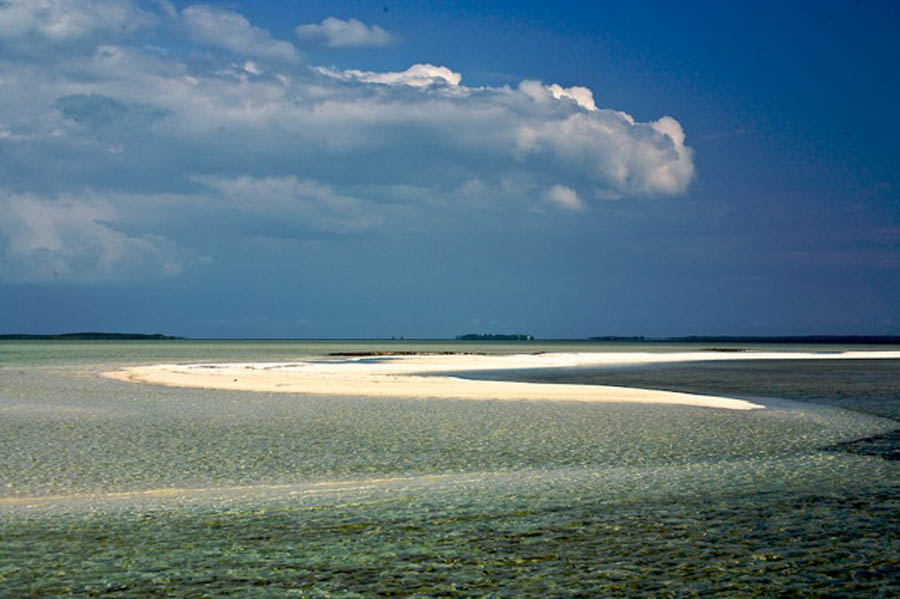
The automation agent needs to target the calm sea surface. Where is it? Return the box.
[1,340,898,597]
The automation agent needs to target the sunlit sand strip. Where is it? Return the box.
[0,475,457,511]
[104,351,900,411]
[104,351,900,410]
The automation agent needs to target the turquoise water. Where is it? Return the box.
[1,341,898,596]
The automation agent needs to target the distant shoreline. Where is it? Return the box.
[0,333,183,341]
[2,333,899,344]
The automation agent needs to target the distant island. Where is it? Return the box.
[0,332,184,341]
[456,333,535,341]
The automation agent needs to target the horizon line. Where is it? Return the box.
[3,332,900,344]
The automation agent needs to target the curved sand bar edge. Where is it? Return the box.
[103,351,900,411]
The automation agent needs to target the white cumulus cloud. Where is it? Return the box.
[548,84,597,111]
[518,80,597,111]
[296,17,394,48]
[513,108,694,196]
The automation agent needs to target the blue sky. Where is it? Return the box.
[1,0,898,338]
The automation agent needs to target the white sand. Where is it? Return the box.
[102,350,900,411]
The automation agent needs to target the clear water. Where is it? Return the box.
[1,341,898,597]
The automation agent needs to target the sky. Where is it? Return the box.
[1,0,899,339]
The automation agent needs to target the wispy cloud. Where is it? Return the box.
[192,175,385,234]
[179,4,297,61]
[315,63,461,87]
[545,184,586,211]
[296,17,394,48]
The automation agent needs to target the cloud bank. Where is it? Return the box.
[0,2,694,282]
[0,192,183,281]
[0,0,156,42]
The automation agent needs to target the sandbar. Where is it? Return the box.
[102,350,900,411]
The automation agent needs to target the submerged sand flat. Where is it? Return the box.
[103,350,900,411]
[5,346,899,596]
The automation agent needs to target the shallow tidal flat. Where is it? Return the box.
[1,345,899,597]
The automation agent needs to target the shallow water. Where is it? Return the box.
[460,358,900,419]
[1,341,898,596]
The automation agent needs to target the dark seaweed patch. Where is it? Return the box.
[822,429,900,461]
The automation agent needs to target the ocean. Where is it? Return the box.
[1,340,898,597]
